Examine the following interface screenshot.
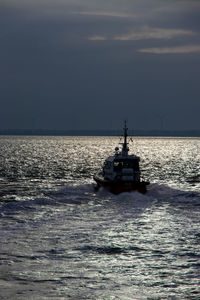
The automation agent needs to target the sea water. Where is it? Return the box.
[0,136,199,299]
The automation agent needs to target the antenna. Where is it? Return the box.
[122,120,129,156]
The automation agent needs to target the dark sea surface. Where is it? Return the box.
[0,136,199,299]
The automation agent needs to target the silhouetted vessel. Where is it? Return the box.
[94,121,149,194]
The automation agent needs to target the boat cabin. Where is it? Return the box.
[103,155,140,182]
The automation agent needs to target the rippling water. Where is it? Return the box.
[0,136,200,299]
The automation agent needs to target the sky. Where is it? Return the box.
[0,0,200,130]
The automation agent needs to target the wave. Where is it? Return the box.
[147,183,200,204]
[0,183,199,216]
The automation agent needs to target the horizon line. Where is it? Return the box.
[1,128,200,137]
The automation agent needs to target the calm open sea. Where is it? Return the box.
[0,136,200,299]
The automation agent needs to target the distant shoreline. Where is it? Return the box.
[0,129,200,137]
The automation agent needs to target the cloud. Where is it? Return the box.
[73,11,134,18]
[138,45,200,54]
[88,27,196,41]
[114,27,196,41]
[89,35,107,41]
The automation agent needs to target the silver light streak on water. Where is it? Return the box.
[0,136,200,299]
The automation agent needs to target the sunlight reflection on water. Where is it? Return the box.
[0,136,200,299]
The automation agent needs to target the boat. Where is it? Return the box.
[93,121,150,194]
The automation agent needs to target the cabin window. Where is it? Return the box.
[114,160,139,171]
[114,161,123,171]
[104,161,112,169]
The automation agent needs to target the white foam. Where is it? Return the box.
[40,182,200,206]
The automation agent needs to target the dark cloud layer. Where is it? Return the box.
[0,0,200,130]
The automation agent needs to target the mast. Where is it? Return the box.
[122,120,129,156]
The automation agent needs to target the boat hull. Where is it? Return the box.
[94,175,149,194]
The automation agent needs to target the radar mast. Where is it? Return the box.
[122,120,129,157]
